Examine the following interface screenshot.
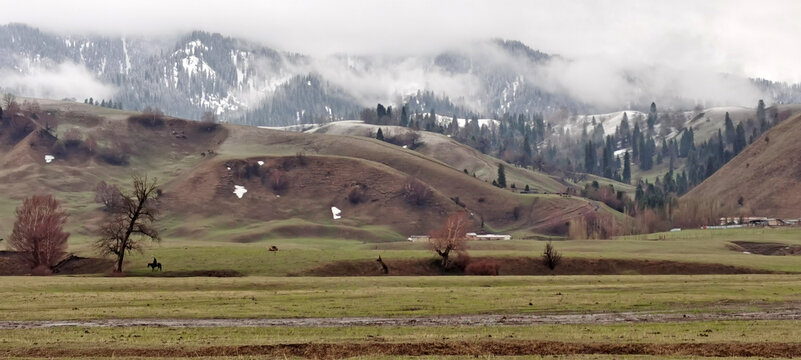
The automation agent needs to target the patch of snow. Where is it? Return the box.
[743,251,751,254]
[121,38,131,75]
[613,148,629,157]
[44,155,54,163]
[233,185,247,199]
[257,161,264,166]
[331,206,342,220]
[402,145,408,149]
[306,80,312,86]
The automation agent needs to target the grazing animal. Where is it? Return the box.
[376,255,389,274]
[147,257,162,271]
[269,246,279,252]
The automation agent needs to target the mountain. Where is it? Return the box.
[4,23,801,129]
[681,112,801,219]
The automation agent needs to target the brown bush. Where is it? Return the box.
[465,259,501,275]
[542,241,562,271]
[128,107,165,129]
[568,212,622,239]
[429,213,469,268]
[403,177,433,206]
[269,169,288,193]
[348,185,368,204]
[96,147,129,166]
[95,181,122,211]
[8,194,70,272]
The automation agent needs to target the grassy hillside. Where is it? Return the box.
[682,112,801,218]
[312,121,567,193]
[0,98,626,247]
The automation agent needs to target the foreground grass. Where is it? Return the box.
[2,320,799,348]
[1,321,799,359]
[0,275,800,321]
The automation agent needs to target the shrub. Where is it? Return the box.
[542,241,562,271]
[403,177,432,206]
[348,185,368,204]
[9,194,69,273]
[269,169,288,193]
[96,147,129,166]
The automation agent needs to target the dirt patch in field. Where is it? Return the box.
[0,251,113,275]
[730,241,801,255]
[301,256,775,276]
[7,340,801,358]
[6,308,801,329]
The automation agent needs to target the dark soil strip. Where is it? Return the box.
[3,309,801,329]
[6,341,801,358]
[302,257,776,276]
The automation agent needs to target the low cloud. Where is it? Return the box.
[0,62,116,101]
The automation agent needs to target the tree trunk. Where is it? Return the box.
[440,252,449,268]
[115,250,125,273]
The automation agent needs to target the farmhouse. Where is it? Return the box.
[407,233,512,241]
[718,217,800,227]
[466,232,512,241]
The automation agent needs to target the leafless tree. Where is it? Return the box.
[94,181,122,211]
[201,111,217,123]
[403,177,433,206]
[542,241,562,271]
[95,175,160,273]
[8,194,69,274]
[429,213,469,267]
[269,169,288,193]
[3,93,16,109]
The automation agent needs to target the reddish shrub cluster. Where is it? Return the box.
[465,259,501,275]
[403,177,432,206]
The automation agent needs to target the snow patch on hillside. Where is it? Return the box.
[233,185,247,199]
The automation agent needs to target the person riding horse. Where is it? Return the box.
[147,257,162,271]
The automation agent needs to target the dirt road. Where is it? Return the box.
[3,308,801,329]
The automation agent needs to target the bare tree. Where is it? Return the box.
[95,175,160,273]
[94,181,122,211]
[429,213,469,267]
[403,177,433,206]
[3,93,16,109]
[542,241,562,271]
[8,195,69,274]
[201,111,218,123]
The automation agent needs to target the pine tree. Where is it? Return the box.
[724,112,735,145]
[734,122,746,154]
[632,122,641,162]
[376,128,384,141]
[757,99,767,133]
[497,164,507,188]
[400,105,409,127]
[619,112,630,147]
[647,102,657,133]
[623,151,631,184]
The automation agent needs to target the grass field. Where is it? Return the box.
[1,274,800,321]
[62,227,801,276]
[3,228,801,358]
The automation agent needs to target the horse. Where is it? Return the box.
[147,258,162,271]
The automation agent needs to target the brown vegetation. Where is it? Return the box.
[403,177,433,206]
[429,213,470,267]
[303,256,774,276]
[8,195,69,274]
[464,259,501,275]
[541,241,562,270]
